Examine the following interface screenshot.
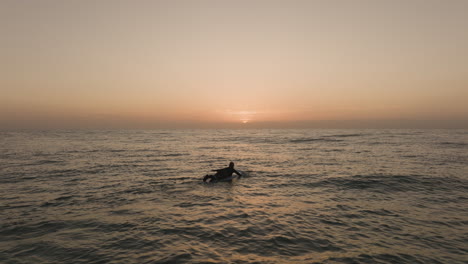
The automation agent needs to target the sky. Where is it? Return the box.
[1,0,468,129]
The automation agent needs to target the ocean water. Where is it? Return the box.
[1,129,467,264]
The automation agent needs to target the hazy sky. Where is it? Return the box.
[1,0,468,128]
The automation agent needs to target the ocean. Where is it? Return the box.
[1,129,467,263]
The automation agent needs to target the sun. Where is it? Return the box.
[223,109,255,124]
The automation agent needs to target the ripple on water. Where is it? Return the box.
[1,129,467,263]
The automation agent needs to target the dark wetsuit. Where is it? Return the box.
[212,167,241,180]
[203,166,241,182]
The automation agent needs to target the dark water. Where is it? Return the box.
[1,129,467,264]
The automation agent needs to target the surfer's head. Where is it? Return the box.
[229,162,234,168]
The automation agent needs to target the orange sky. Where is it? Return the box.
[1,0,468,129]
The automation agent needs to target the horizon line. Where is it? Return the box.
[1,119,467,130]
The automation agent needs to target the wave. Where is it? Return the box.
[161,153,189,157]
[290,133,366,143]
[439,142,468,147]
[309,174,468,193]
[34,159,63,165]
[290,138,344,143]
[323,133,365,138]
[327,253,443,264]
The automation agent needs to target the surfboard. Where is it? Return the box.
[205,170,245,183]
[216,174,238,182]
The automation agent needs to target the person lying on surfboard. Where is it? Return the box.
[203,162,242,182]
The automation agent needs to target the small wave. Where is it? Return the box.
[55,195,74,201]
[328,253,441,264]
[176,202,213,208]
[119,187,154,195]
[235,235,342,257]
[439,142,468,147]
[0,220,68,239]
[360,209,399,217]
[310,174,468,194]
[132,148,156,152]
[62,149,99,154]
[39,201,57,207]
[320,218,347,226]
[162,153,189,157]
[197,146,217,150]
[323,133,365,138]
[109,209,139,215]
[48,169,80,177]
[290,133,365,143]
[290,138,343,143]
[34,159,63,165]
[322,149,344,152]
[108,149,126,153]
[401,155,420,158]
[158,252,193,264]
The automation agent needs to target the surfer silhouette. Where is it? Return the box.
[203,162,241,182]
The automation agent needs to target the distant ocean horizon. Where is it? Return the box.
[2,118,468,130]
[1,129,467,263]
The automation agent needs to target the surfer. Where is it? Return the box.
[203,162,242,182]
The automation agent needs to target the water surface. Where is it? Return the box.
[1,129,467,263]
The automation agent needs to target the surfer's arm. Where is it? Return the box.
[233,169,242,177]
